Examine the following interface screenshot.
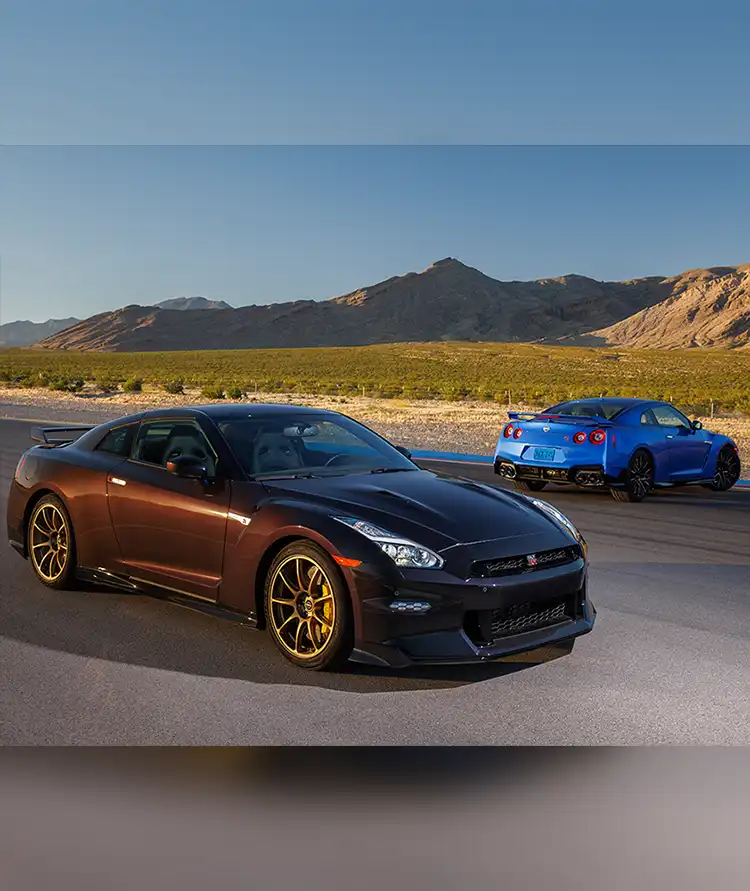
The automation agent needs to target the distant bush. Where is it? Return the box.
[200,385,225,400]
[226,385,244,400]
[97,376,119,393]
[123,377,143,392]
[161,378,184,395]
[48,376,84,393]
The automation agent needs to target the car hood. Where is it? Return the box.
[260,469,571,553]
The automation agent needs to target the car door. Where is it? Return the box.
[635,408,672,480]
[105,417,231,601]
[650,404,712,480]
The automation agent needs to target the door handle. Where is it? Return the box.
[108,475,127,486]
[665,435,674,439]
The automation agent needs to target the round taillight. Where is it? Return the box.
[503,424,514,438]
[589,429,606,444]
[513,427,523,439]
[573,431,587,444]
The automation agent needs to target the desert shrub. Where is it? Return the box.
[161,378,185,395]
[97,376,119,393]
[48,376,84,392]
[226,385,244,400]
[200,385,225,400]
[123,377,143,392]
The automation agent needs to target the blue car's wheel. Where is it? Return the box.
[702,445,741,492]
[611,449,653,503]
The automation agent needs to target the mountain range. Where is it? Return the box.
[0,297,231,346]
[3,260,749,351]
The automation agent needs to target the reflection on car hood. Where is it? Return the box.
[261,469,567,550]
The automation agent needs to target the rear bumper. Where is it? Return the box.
[494,458,612,487]
[6,480,27,557]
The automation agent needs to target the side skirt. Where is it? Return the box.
[76,566,259,629]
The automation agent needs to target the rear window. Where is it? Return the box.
[545,400,630,420]
[95,424,136,457]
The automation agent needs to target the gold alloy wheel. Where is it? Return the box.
[29,501,70,583]
[269,555,336,659]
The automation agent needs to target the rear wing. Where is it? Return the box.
[507,411,613,427]
[31,426,94,445]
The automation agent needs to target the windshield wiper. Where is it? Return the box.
[368,467,417,475]
[253,471,321,481]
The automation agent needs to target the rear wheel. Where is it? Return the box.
[513,479,547,492]
[702,446,741,491]
[27,494,77,589]
[611,450,653,503]
[264,542,354,671]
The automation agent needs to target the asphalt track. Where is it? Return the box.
[1,417,749,744]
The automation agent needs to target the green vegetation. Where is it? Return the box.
[0,342,748,414]
[200,384,226,400]
[160,378,185,395]
[123,377,143,392]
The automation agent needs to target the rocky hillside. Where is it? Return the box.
[587,265,750,349]
[36,258,676,352]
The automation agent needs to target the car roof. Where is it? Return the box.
[557,397,650,406]
[137,402,341,421]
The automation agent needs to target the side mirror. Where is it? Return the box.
[166,454,209,480]
[691,419,703,431]
[395,445,412,459]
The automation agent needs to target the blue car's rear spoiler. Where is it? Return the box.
[31,426,94,445]
[507,412,614,427]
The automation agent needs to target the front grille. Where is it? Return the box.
[471,544,581,579]
[490,596,572,639]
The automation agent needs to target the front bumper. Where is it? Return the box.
[350,557,595,668]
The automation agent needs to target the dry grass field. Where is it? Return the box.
[2,383,748,471]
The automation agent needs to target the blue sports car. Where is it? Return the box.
[493,397,741,502]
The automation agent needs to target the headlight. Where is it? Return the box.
[530,498,581,541]
[333,517,444,569]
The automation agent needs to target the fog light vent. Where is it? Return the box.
[389,600,431,613]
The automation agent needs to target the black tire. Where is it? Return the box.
[610,449,653,502]
[701,446,741,492]
[27,494,77,589]
[264,541,354,671]
[513,479,547,492]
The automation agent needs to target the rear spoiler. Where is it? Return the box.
[31,426,94,445]
[507,412,613,427]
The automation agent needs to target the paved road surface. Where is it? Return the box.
[1,417,748,743]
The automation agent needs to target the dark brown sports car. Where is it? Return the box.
[6,404,595,670]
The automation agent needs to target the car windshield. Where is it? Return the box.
[544,400,631,420]
[218,414,418,479]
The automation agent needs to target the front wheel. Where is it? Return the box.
[264,541,354,671]
[27,494,77,589]
[513,479,547,492]
[701,446,741,492]
[611,450,653,503]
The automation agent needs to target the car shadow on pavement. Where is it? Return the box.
[1,560,575,692]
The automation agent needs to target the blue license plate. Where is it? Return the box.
[533,447,556,462]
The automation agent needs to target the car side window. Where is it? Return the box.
[95,424,137,457]
[651,405,691,430]
[640,410,658,426]
[132,419,217,474]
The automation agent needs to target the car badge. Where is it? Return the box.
[564,435,570,441]
[526,554,538,566]
[543,426,550,432]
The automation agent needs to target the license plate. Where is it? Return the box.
[533,447,556,462]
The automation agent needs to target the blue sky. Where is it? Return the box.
[2,0,750,144]
[1,147,749,323]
